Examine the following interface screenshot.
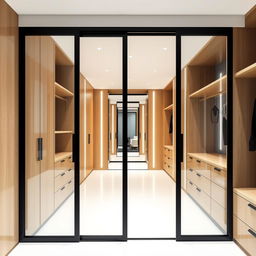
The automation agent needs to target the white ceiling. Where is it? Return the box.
[5,0,256,15]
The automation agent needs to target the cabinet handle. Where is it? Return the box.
[168,157,170,159]
[214,167,221,172]
[61,186,65,191]
[196,187,201,192]
[37,138,43,161]
[88,134,91,144]
[189,168,193,172]
[61,172,65,177]
[196,173,201,177]
[189,181,193,185]
[61,159,65,163]
[196,160,201,163]
[68,180,72,184]
[68,168,72,172]
[248,229,256,238]
[189,157,192,160]
[168,165,170,168]
[248,203,256,211]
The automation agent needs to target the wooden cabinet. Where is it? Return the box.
[163,145,175,180]
[25,36,55,235]
[186,153,227,232]
[234,189,256,256]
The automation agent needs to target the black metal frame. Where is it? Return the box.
[19,27,233,243]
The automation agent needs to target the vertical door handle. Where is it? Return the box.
[88,133,91,144]
[37,138,43,161]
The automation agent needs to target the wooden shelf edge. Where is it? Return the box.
[164,145,173,150]
[189,75,227,99]
[163,104,173,111]
[235,62,256,78]
[55,82,74,97]
[55,152,72,162]
[55,131,73,134]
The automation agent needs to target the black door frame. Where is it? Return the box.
[19,27,233,243]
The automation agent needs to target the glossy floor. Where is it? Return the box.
[11,240,245,256]
[36,170,224,237]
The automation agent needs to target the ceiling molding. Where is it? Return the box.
[19,15,245,27]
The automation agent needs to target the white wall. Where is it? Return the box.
[19,15,244,27]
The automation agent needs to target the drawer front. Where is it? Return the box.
[194,171,210,195]
[234,193,256,231]
[187,155,196,170]
[211,165,227,189]
[55,178,74,209]
[55,168,74,192]
[194,186,211,214]
[55,158,69,177]
[234,216,256,256]
[211,182,226,208]
[194,159,210,179]
[211,199,226,231]
[187,168,196,184]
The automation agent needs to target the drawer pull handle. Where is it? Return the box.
[61,172,65,177]
[214,167,221,172]
[196,187,201,192]
[196,160,201,163]
[61,159,65,163]
[68,180,72,184]
[248,229,256,238]
[168,157,170,159]
[189,168,193,172]
[189,157,192,160]
[248,203,256,211]
[168,165,170,168]
[68,168,72,172]
[189,181,193,185]
[61,186,65,191]
[68,156,72,159]
[196,173,201,177]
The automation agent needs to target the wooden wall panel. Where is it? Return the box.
[93,90,108,170]
[139,104,147,156]
[109,104,117,155]
[0,0,19,254]
[80,75,86,183]
[86,81,94,176]
[148,90,163,170]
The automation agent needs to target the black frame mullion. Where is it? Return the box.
[19,27,233,243]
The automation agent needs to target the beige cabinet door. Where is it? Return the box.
[40,36,55,224]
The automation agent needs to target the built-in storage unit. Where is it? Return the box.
[25,36,74,235]
[183,36,228,233]
[233,9,256,254]
[162,79,176,180]
[186,153,227,231]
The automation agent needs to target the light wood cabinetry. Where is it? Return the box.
[234,189,256,256]
[0,1,19,254]
[186,153,227,232]
[25,36,74,235]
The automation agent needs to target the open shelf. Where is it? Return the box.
[189,75,227,99]
[55,82,74,97]
[164,145,173,150]
[55,43,73,66]
[55,131,73,134]
[235,62,256,78]
[163,104,173,111]
[188,36,226,66]
[55,152,72,163]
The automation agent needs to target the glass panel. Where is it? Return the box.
[181,36,227,235]
[127,36,176,238]
[80,37,123,235]
[25,36,75,235]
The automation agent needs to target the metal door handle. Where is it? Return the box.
[248,203,256,211]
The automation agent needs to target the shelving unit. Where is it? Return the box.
[189,75,227,99]
[55,82,74,97]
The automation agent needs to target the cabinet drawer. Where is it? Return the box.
[55,158,69,177]
[186,179,194,198]
[187,155,195,170]
[194,171,210,195]
[211,182,226,208]
[55,168,73,192]
[211,165,227,189]
[194,159,210,179]
[234,193,256,231]
[187,168,196,183]
[55,178,74,209]
[194,185,211,214]
[234,216,256,256]
[211,199,226,231]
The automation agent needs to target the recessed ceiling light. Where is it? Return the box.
[97,47,102,51]
[163,47,168,51]
[153,69,157,73]
[129,55,133,58]
[105,69,110,72]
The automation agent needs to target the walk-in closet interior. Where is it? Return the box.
[23,33,233,240]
